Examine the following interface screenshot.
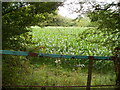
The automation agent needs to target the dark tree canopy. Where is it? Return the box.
[2,2,60,50]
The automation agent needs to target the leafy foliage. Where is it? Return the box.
[88,2,120,48]
[3,26,116,86]
[2,2,118,87]
[31,26,113,56]
[2,55,32,85]
[75,17,91,27]
[2,2,60,87]
[47,14,76,27]
[2,2,59,50]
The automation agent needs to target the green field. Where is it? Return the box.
[3,26,116,88]
[30,26,113,56]
[29,26,116,85]
[3,1,120,89]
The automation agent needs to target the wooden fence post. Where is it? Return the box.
[86,56,94,90]
[113,47,120,88]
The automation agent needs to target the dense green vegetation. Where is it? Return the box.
[3,27,116,88]
[2,1,120,89]
[2,2,60,50]
[88,3,120,48]
[30,26,113,56]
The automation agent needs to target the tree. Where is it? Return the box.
[2,2,60,50]
[47,14,76,27]
[88,1,120,87]
[2,2,61,86]
[88,2,120,47]
[75,16,91,27]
